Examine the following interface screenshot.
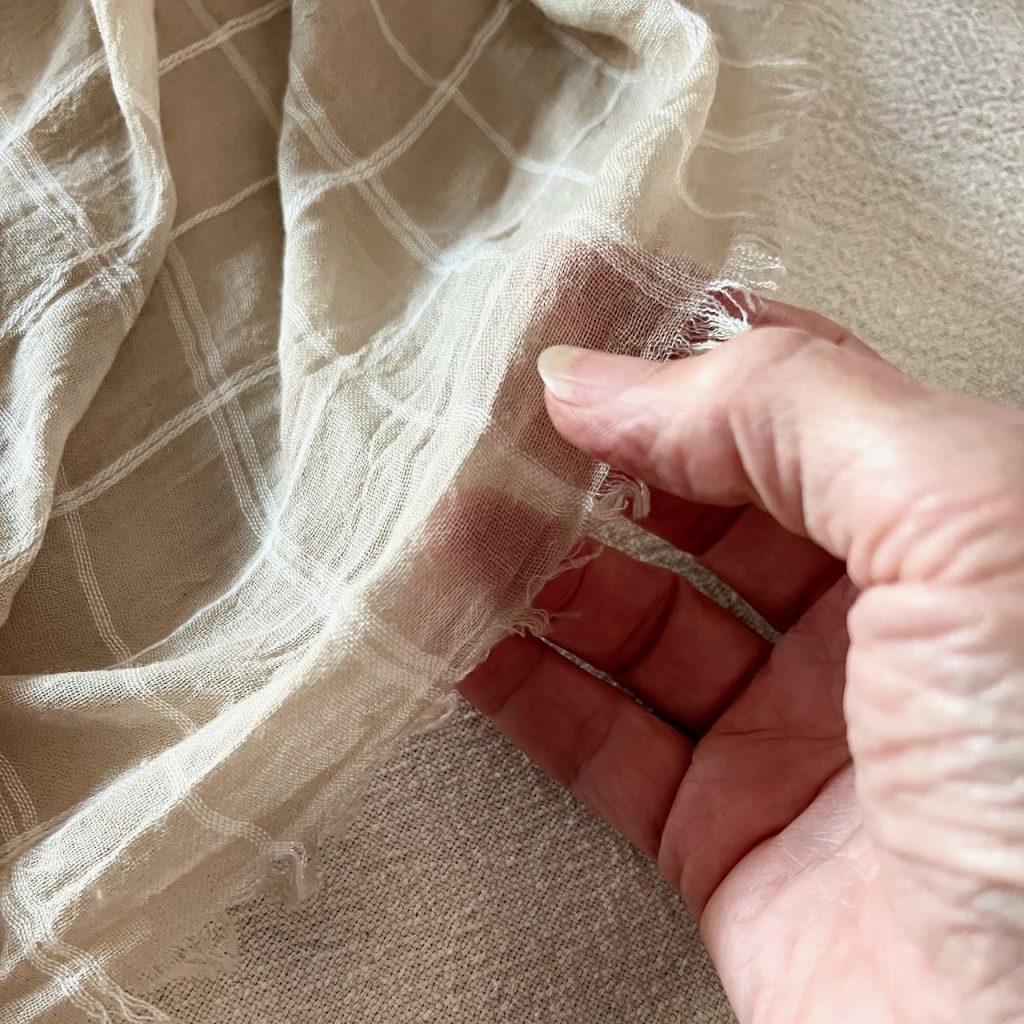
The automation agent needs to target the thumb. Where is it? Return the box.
[537,326,1019,589]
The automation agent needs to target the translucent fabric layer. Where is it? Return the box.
[0,0,812,1018]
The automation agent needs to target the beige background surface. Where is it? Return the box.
[166,0,1024,1019]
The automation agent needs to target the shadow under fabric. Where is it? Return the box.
[0,0,814,1019]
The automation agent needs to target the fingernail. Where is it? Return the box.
[536,346,659,405]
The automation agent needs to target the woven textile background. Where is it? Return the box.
[158,0,1024,1021]
[0,0,812,1019]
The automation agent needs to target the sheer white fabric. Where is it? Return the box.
[0,0,810,1018]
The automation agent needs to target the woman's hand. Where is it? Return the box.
[460,301,1024,1024]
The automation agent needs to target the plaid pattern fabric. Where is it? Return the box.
[0,0,809,1018]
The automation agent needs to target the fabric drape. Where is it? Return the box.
[0,1,810,1018]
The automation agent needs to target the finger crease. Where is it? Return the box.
[606,573,680,678]
[564,705,619,794]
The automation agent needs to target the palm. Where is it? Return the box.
[706,765,956,1024]
[691,609,957,1024]
[461,497,951,1024]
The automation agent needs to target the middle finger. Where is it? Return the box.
[536,544,772,734]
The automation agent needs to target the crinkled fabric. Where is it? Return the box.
[0,0,811,1019]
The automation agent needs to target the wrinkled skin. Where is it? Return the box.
[460,301,1024,1024]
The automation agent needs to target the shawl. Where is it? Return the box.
[0,1,810,1018]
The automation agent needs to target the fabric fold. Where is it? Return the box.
[0,1,813,1018]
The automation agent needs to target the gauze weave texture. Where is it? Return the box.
[0,0,811,1019]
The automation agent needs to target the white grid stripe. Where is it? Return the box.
[369,0,593,185]
[160,255,267,540]
[279,64,626,368]
[170,173,278,240]
[61,467,304,919]
[158,7,285,539]
[0,0,287,159]
[158,0,290,75]
[0,107,142,325]
[182,0,283,129]
[543,23,646,82]
[61,470,133,665]
[287,67,443,269]
[0,752,36,843]
[52,356,278,518]
[167,244,277,515]
[289,0,516,211]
